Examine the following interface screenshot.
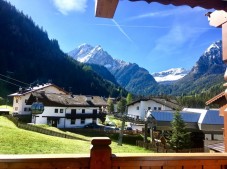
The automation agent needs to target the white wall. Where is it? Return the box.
[127,102,141,118]
[12,85,66,115]
[128,100,173,120]
[34,106,99,128]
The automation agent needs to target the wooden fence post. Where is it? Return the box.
[90,137,112,169]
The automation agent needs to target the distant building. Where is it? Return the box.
[26,92,108,128]
[127,97,181,120]
[8,83,67,115]
[148,108,224,149]
[151,108,223,141]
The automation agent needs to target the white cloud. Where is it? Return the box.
[52,0,87,15]
[151,24,207,55]
[129,6,206,20]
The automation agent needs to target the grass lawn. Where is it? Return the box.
[0,116,152,154]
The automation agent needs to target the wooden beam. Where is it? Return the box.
[223,22,227,63]
[208,10,227,27]
[95,0,119,18]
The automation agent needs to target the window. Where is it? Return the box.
[55,109,58,113]
[71,109,76,115]
[24,107,27,111]
[136,106,139,110]
[82,109,85,114]
[16,99,18,103]
[81,118,85,124]
[93,109,97,114]
[15,107,18,111]
[154,107,157,110]
[60,109,63,113]
[92,118,97,123]
[158,107,161,110]
[25,99,28,103]
[71,119,75,125]
[148,107,151,110]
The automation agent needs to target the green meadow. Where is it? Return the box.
[0,116,152,154]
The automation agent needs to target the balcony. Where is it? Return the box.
[1,137,227,169]
[65,112,106,119]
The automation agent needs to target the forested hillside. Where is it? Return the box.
[0,0,126,100]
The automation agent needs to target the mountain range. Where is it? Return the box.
[69,40,225,96]
[69,44,157,94]
[0,0,126,99]
[0,0,224,100]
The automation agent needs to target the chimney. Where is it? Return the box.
[86,96,93,102]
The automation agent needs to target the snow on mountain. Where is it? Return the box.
[68,44,157,95]
[68,44,129,72]
[152,68,189,83]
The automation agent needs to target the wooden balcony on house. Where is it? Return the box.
[1,137,227,169]
[65,113,106,119]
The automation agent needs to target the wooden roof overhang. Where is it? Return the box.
[95,0,227,19]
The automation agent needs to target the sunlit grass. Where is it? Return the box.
[0,116,152,154]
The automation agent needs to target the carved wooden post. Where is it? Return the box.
[90,137,112,169]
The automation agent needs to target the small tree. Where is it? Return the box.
[126,93,133,104]
[168,111,191,152]
[107,97,114,113]
[117,98,127,114]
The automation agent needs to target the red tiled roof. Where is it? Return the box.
[205,92,225,106]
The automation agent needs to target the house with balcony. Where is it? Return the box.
[127,97,181,130]
[8,83,67,115]
[26,92,108,128]
[127,97,181,120]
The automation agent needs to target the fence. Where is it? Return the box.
[0,137,227,169]
[136,140,204,153]
[4,115,86,141]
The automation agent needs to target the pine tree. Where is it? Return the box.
[168,111,191,152]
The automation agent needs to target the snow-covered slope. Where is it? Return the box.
[152,68,189,83]
[68,44,129,72]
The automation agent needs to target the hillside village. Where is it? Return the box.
[1,2,227,169]
[0,82,224,153]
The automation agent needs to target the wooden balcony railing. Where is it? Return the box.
[65,113,106,119]
[1,137,227,169]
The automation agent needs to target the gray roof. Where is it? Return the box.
[8,83,68,96]
[202,110,224,125]
[150,110,224,132]
[27,92,107,107]
[206,142,224,153]
[151,111,200,123]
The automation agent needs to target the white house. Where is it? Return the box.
[127,97,181,120]
[26,92,108,128]
[8,83,67,115]
[127,97,181,131]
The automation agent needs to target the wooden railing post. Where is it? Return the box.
[90,137,112,169]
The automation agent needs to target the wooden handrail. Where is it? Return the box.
[1,138,227,169]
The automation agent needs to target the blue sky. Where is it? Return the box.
[7,0,222,73]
